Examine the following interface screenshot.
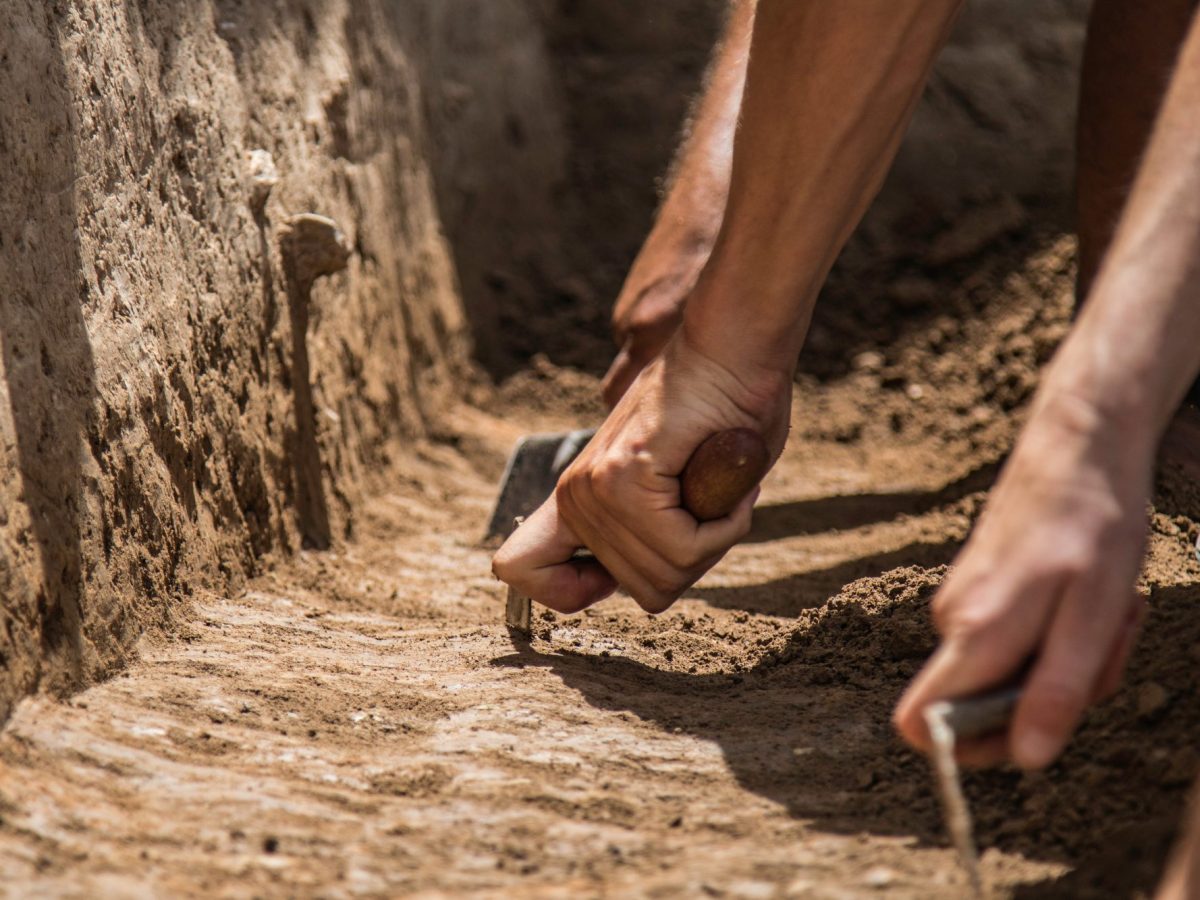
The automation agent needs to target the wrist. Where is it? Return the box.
[616,204,722,316]
[1038,314,1176,450]
[670,322,794,427]
[679,297,800,388]
[680,247,814,379]
[1022,384,1158,486]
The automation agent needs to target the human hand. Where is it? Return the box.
[894,392,1152,769]
[600,245,706,409]
[494,329,792,614]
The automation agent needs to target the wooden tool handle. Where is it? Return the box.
[680,428,770,521]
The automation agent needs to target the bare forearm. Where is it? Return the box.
[684,0,964,373]
[629,2,753,281]
[1048,14,1200,445]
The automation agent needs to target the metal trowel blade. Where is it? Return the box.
[484,428,596,542]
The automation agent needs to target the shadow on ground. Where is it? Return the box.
[493,577,1200,896]
[745,459,1001,543]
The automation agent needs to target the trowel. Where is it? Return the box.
[484,428,597,543]
[490,427,772,635]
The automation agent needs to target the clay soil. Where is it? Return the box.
[2,234,1200,898]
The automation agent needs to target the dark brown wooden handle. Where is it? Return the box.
[679,428,770,521]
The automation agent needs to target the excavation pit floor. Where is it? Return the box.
[2,239,1199,899]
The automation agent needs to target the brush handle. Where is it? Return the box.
[680,429,771,521]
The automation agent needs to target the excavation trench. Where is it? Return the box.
[2,235,1199,898]
[3,1,1198,897]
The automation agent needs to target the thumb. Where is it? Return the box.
[491,494,618,613]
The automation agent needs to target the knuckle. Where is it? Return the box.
[929,583,969,634]
[646,573,679,599]
[891,702,916,745]
[929,570,975,631]
[626,305,661,334]
[554,470,585,518]
[644,569,686,607]
[588,459,623,505]
[660,541,702,573]
[490,549,515,584]
[634,588,677,615]
[1049,543,1093,579]
[940,602,1005,645]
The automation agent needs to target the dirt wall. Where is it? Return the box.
[0,0,473,721]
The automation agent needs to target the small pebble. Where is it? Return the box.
[863,866,897,888]
[853,351,884,373]
[246,148,279,211]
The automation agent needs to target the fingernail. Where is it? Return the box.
[1014,727,1058,769]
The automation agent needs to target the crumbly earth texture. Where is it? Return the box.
[2,236,1199,898]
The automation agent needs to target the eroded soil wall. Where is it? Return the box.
[0,0,475,720]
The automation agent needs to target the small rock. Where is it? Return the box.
[853,350,884,373]
[1137,682,1169,719]
[863,866,897,889]
[969,405,994,425]
[906,383,925,401]
[246,148,279,212]
[280,213,351,289]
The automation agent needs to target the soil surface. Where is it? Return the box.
[3,236,1199,898]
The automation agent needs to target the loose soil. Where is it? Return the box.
[2,235,1199,898]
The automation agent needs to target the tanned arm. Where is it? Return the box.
[896,12,1200,772]
[601,0,754,407]
[495,0,965,613]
